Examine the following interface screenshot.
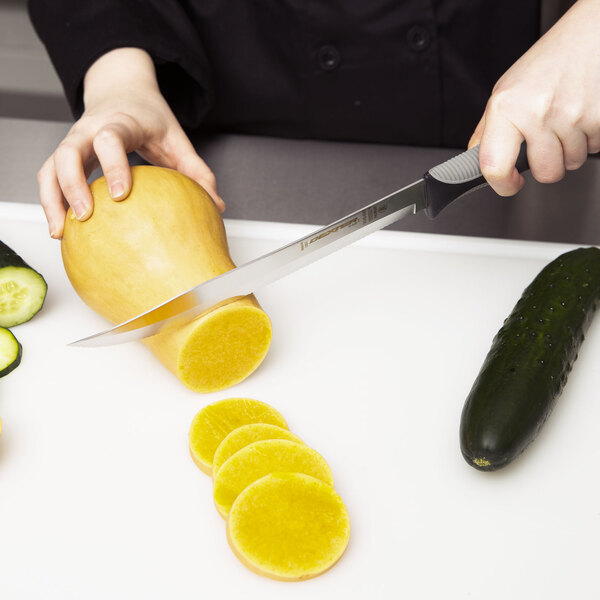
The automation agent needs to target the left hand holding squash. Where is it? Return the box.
[36,48,225,239]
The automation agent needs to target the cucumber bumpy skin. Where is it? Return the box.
[460,247,600,471]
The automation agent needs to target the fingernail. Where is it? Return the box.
[72,200,91,220]
[110,181,125,199]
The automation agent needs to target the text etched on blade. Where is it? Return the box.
[299,203,388,252]
[300,217,359,251]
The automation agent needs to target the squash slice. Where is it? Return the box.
[227,472,350,581]
[189,398,288,474]
[213,423,303,477]
[213,439,334,517]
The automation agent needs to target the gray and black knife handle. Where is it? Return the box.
[424,144,529,219]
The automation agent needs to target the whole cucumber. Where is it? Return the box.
[460,247,600,471]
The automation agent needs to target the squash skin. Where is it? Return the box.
[61,166,272,392]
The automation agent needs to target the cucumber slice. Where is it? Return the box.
[0,241,47,327]
[0,327,22,378]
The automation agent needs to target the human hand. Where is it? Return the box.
[469,0,600,197]
[37,48,224,238]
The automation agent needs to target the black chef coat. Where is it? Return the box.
[28,1,540,148]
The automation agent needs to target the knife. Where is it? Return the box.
[70,144,529,347]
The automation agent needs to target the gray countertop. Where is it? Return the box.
[2,116,600,244]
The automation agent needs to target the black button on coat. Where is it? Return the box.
[28,0,540,148]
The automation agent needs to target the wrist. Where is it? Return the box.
[83,47,160,109]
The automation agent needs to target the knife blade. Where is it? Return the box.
[70,144,529,347]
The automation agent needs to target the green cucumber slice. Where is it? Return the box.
[0,326,22,378]
[0,241,47,327]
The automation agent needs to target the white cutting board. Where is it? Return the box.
[1,202,599,599]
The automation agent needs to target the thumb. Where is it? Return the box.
[468,114,486,149]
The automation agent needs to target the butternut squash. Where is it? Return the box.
[61,166,272,393]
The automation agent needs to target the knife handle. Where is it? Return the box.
[423,143,529,219]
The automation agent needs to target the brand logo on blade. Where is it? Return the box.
[300,217,360,251]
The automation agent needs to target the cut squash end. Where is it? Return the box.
[227,472,350,581]
[177,302,272,393]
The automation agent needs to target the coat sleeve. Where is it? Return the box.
[27,0,214,128]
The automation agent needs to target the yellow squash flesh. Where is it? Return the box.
[189,397,288,474]
[212,423,303,477]
[61,166,272,393]
[227,472,350,581]
[213,439,334,517]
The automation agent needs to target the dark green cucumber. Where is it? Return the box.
[0,326,22,378]
[0,240,47,327]
[460,247,600,471]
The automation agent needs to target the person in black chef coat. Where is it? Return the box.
[27,0,600,238]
